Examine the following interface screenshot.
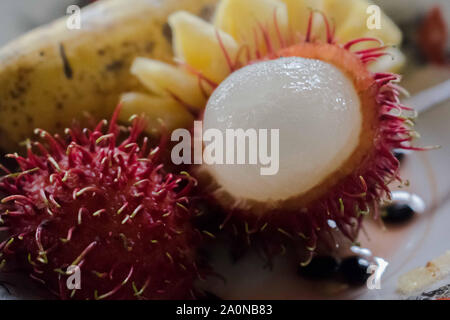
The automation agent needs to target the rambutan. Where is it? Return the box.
[0,106,203,300]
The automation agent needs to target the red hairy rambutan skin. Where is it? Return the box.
[0,107,202,300]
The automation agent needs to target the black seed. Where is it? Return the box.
[339,256,370,286]
[298,256,339,279]
[382,203,415,224]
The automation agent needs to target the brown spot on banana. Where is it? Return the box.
[59,43,73,80]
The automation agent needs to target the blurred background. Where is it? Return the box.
[0,1,448,85]
[0,1,89,45]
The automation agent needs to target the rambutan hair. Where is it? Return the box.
[0,106,204,300]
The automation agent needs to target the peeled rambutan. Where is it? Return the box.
[0,106,203,300]
[196,11,422,264]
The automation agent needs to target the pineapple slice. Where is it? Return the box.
[321,0,403,72]
[119,92,194,134]
[322,0,402,48]
[214,0,289,57]
[131,57,206,110]
[281,0,324,36]
[169,11,239,84]
[368,47,405,74]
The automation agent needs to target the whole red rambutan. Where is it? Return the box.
[0,107,202,300]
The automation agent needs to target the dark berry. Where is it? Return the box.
[298,256,339,279]
[393,151,405,163]
[382,203,415,224]
[339,256,371,286]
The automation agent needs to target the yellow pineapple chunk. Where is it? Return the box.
[322,0,402,47]
[214,0,289,57]
[119,92,194,134]
[131,57,206,110]
[281,0,324,36]
[169,11,239,84]
[321,0,403,72]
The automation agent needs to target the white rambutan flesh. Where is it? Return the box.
[203,57,362,203]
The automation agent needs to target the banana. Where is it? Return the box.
[0,0,218,151]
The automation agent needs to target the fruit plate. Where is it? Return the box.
[0,0,449,300]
